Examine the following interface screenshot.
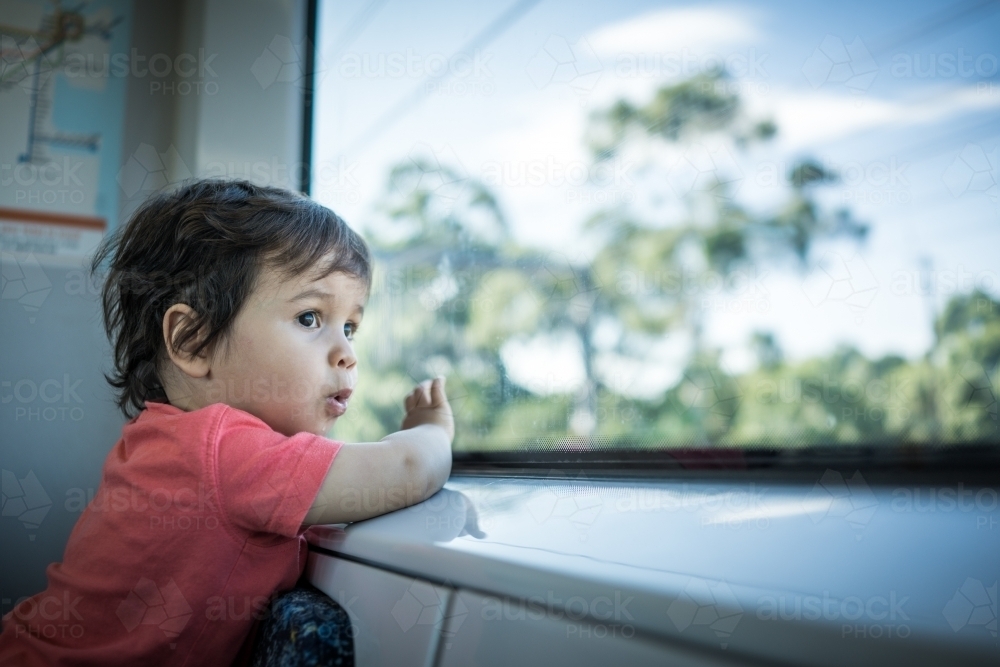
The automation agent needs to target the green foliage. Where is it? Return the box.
[587,73,740,157]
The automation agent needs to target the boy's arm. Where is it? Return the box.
[302,377,453,525]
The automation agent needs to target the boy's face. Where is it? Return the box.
[203,258,367,437]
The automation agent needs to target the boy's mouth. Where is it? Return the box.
[325,388,352,417]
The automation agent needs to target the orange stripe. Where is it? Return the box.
[0,206,106,231]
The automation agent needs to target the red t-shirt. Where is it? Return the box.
[0,401,341,666]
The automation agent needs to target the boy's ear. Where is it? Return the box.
[162,304,212,378]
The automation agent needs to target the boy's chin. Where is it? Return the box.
[317,415,340,436]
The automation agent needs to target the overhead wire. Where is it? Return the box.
[785,0,1000,180]
[343,0,542,156]
[323,0,390,63]
[868,0,1000,56]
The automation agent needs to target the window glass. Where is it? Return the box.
[314,0,1000,450]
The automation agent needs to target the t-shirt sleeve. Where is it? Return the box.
[213,407,341,537]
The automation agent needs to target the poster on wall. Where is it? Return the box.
[1,0,132,269]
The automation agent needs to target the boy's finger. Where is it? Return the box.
[419,380,432,405]
[404,391,417,412]
[431,377,447,405]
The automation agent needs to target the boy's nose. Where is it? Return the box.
[329,340,357,369]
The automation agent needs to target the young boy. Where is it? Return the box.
[0,179,454,665]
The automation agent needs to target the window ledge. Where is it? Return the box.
[307,475,999,666]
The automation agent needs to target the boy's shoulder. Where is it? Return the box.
[123,402,281,464]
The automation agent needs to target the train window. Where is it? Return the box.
[312,0,999,453]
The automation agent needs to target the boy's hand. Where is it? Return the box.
[402,376,454,443]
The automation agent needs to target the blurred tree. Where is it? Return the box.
[559,71,867,439]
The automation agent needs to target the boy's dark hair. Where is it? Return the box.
[92,179,372,419]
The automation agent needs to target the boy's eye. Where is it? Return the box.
[344,322,358,340]
[297,311,320,328]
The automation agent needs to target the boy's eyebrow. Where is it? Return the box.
[289,288,365,316]
[288,288,333,303]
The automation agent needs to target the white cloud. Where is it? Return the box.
[586,5,761,56]
[765,86,1000,152]
[501,331,587,395]
[594,334,693,400]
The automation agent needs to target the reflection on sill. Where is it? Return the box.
[701,496,837,525]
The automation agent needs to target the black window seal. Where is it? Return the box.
[299,0,319,195]
[451,442,1000,484]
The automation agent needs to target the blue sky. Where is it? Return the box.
[313,0,999,393]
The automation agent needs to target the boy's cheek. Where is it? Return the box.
[290,404,322,419]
